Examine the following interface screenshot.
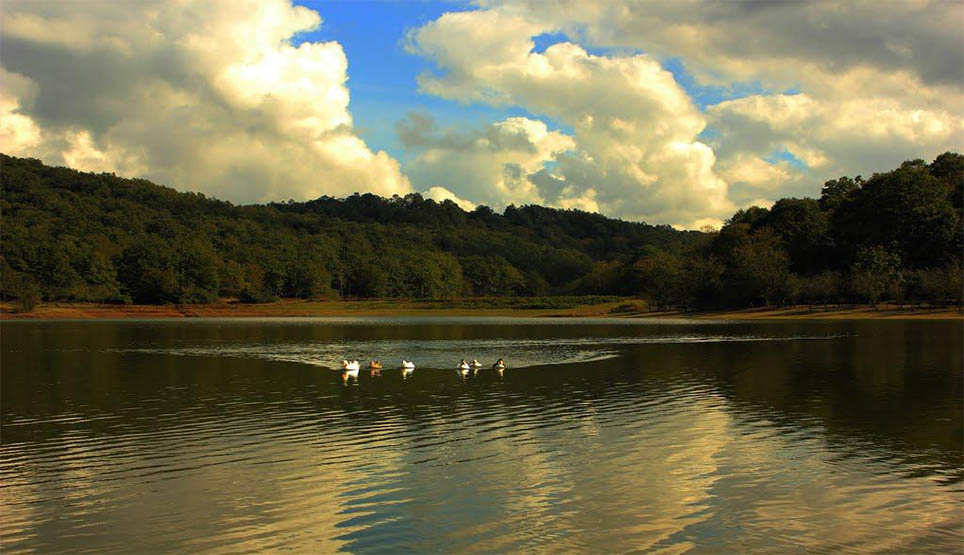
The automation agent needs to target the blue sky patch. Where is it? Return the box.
[765,148,808,170]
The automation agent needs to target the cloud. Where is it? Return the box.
[406,10,733,227]
[407,1,963,225]
[421,186,477,212]
[0,0,410,203]
[577,1,964,187]
[401,112,576,209]
[573,1,963,90]
[707,88,963,201]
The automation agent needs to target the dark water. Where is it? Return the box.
[2,317,961,553]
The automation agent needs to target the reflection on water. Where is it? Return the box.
[1,318,961,552]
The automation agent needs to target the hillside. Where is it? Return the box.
[1,153,960,310]
[0,154,695,305]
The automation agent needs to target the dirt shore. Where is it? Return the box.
[1,299,960,320]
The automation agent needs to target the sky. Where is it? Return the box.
[1,0,961,228]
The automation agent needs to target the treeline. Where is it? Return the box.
[629,153,963,310]
[1,152,961,311]
[0,153,694,308]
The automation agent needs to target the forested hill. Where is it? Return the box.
[1,152,961,309]
[0,153,695,304]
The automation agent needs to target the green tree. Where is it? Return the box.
[15,274,42,313]
[353,263,389,298]
[726,232,792,306]
[117,237,180,304]
[218,259,247,298]
[680,255,725,310]
[285,257,332,299]
[578,261,625,295]
[632,247,683,310]
[819,176,861,211]
[835,163,958,268]
[850,246,901,308]
[799,271,842,311]
[764,198,833,274]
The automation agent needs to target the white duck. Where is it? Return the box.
[458,359,471,371]
[469,359,482,368]
[341,360,360,371]
[492,358,506,370]
[401,360,415,370]
[342,368,359,379]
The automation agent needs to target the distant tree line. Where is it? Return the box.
[1,152,961,311]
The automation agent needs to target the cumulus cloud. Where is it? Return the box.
[0,0,410,203]
[573,1,964,188]
[406,9,733,227]
[421,186,477,212]
[407,1,963,225]
[571,1,963,90]
[400,112,576,209]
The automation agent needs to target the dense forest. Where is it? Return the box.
[1,152,961,311]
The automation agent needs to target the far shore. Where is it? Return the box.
[1,299,961,321]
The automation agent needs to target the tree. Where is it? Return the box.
[521,270,550,296]
[850,246,901,308]
[726,232,792,306]
[799,271,842,311]
[632,247,683,310]
[578,261,625,295]
[819,176,861,211]
[680,255,725,310]
[15,274,42,313]
[764,198,833,274]
[727,206,770,228]
[834,164,958,268]
[117,237,180,304]
[0,256,21,301]
[2,152,961,310]
[353,263,388,298]
[218,259,247,298]
[285,257,332,298]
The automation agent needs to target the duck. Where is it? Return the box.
[458,359,470,370]
[469,359,482,368]
[492,358,506,370]
[341,360,360,371]
[401,360,415,370]
[368,361,382,370]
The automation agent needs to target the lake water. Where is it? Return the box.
[2,317,961,553]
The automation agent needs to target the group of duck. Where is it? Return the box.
[339,358,506,378]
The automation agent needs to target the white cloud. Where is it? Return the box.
[4,0,960,225]
[707,89,963,200]
[556,186,599,213]
[421,186,477,212]
[401,113,575,209]
[0,0,410,203]
[407,1,963,224]
[407,9,733,227]
[0,70,42,153]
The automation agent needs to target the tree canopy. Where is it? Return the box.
[1,152,961,310]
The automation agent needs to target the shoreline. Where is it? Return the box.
[1,299,961,321]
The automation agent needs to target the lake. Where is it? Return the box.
[1,317,961,552]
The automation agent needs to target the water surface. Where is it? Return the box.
[2,317,961,552]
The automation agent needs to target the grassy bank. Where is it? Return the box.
[1,297,961,320]
[0,296,624,319]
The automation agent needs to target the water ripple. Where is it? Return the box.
[2,320,960,553]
